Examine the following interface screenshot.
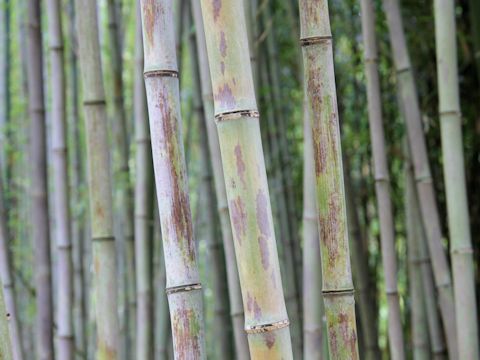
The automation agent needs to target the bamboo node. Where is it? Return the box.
[165,283,202,295]
[439,110,461,117]
[396,66,410,75]
[451,247,473,255]
[83,99,106,106]
[215,110,260,122]
[144,70,179,79]
[245,319,290,334]
[300,36,332,47]
[92,236,115,242]
[322,288,355,297]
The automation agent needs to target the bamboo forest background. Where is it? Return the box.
[0,0,479,359]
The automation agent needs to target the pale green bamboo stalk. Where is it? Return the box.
[26,0,55,357]
[298,1,359,358]
[75,0,120,357]
[105,0,135,356]
[134,4,154,359]
[359,0,405,357]
[381,1,458,357]
[200,0,293,357]
[343,159,380,360]
[434,1,479,358]
[45,0,74,356]
[190,1,250,356]
[139,0,206,357]
[0,283,13,360]
[302,102,326,360]
[406,163,430,360]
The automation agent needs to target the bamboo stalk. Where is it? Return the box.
[188,10,234,356]
[298,1,359,358]
[26,0,55,357]
[67,0,88,355]
[139,0,206,357]
[434,1,479,358]
[190,1,250,357]
[302,103,326,360]
[46,0,74,356]
[75,0,120,357]
[200,0,294,357]
[105,0,136,356]
[134,4,154,359]
[359,0,405,357]
[381,1,458,357]
[0,282,13,360]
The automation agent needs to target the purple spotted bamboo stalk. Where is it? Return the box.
[298,0,359,358]
[75,0,120,356]
[200,0,293,357]
[139,0,206,357]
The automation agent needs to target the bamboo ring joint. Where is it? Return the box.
[165,283,202,295]
[300,36,332,46]
[215,110,260,122]
[245,319,290,334]
[92,236,115,242]
[144,69,179,79]
[322,288,355,297]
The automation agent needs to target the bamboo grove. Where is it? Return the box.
[0,0,479,359]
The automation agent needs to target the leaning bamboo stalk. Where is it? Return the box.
[381,1,458,357]
[75,0,120,357]
[200,0,293,357]
[46,0,74,356]
[26,0,55,358]
[0,283,13,360]
[0,171,23,360]
[134,4,154,359]
[302,104,326,360]
[359,0,405,357]
[139,0,206,357]
[298,0,359,358]
[191,0,250,357]
[434,1,479,358]
[188,12,234,357]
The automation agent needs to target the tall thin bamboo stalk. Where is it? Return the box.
[406,168,430,360]
[75,0,120,357]
[190,0,250,357]
[46,0,74,356]
[26,0,54,357]
[434,1,479,358]
[0,0,10,175]
[200,0,293,357]
[0,170,23,360]
[302,104,325,359]
[188,10,234,356]
[105,0,135,355]
[359,0,404,357]
[0,283,13,360]
[67,0,88,355]
[405,141,447,359]
[134,4,154,359]
[298,1,359,358]
[381,1,458,357]
[139,0,206,357]
[344,160,380,360]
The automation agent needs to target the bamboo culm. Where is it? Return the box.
[26,0,55,357]
[299,0,359,358]
[381,0,458,356]
[139,0,206,357]
[359,0,405,357]
[200,0,294,357]
[434,1,479,358]
[0,282,13,360]
[134,4,154,359]
[191,0,250,356]
[46,0,75,356]
[75,0,120,357]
